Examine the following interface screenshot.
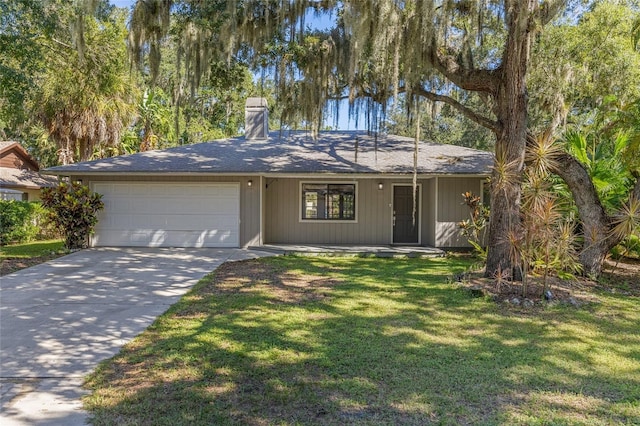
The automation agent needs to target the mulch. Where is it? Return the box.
[457,257,640,309]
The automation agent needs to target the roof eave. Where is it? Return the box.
[42,170,491,178]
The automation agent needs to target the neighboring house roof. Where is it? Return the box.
[0,141,40,171]
[0,167,58,190]
[44,131,494,176]
[0,141,58,190]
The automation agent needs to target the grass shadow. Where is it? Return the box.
[84,256,640,425]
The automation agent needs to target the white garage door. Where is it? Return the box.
[92,182,240,247]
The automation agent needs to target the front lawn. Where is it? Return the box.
[0,239,65,275]
[84,256,640,425]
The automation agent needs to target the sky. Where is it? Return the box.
[108,0,364,130]
[110,0,135,8]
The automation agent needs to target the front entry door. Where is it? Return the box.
[393,185,419,244]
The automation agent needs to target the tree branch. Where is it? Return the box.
[550,152,608,222]
[411,86,500,133]
[326,83,501,134]
[535,0,568,27]
[428,41,500,94]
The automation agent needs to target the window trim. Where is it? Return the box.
[299,181,358,223]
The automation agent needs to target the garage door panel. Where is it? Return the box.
[93,230,239,248]
[131,214,237,229]
[98,213,239,230]
[92,183,240,248]
[102,198,239,216]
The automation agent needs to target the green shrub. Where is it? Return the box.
[32,202,61,241]
[611,234,640,260]
[0,200,46,244]
[41,182,104,250]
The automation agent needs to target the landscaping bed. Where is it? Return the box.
[457,257,640,310]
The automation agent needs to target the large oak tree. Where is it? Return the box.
[109,0,640,276]
[129,0,571,278]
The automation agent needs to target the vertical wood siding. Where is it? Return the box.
[265,178,438,246]
[421,178,436,246]
[436,177,482,247]
[76,174,484,248]
[265,179,393,244]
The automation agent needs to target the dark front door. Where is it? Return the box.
[393,185,419,244]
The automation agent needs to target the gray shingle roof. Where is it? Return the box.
[44,131,493,176]
[0,141,16,150]
[0,167,58,189]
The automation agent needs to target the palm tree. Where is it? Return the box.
[35,5,135,164]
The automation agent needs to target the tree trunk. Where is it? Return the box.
[553,153,640,277]
[485,131,525,279]
[485,135,522,277]
[553,153,613,277]
[79,138,88,162]
[484,0,533,279]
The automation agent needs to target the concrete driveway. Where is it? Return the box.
[0,247,275,425]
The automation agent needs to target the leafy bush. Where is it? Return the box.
[40,182,104,250]
[0,200,54,244]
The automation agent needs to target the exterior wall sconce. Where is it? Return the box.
[378,183,383,190]
[247,180,253,187]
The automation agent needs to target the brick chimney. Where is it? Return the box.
[245,97,269,140]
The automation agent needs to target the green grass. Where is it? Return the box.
[0,239,65,259]
[84,256,640,425]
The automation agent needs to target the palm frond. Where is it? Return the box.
[526,132,563,178]
[563,130,590,169]
[610,196,640,242]
[491,151,522,194]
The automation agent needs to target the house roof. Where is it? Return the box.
[0,141,40,171]
[0,141,58,190]
[43,131,494,176]
[0,167,58,190]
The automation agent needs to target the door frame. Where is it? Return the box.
[391,183,422,245]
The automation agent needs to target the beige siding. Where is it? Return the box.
[265,178,437,246]
[265,179,393,244]
[76,175,260,248]
[73,174,485,248]
[421,178,436,246]
[436,177,483,247]
[23,188,43,201]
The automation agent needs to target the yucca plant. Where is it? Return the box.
[610,196,640,242]
[520,136,582,298]
[491,148,522,198]
[526,131,564,177]
[610,196,640,270]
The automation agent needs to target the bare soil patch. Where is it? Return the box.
[207,260,340,304]
[0,254,61,276]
